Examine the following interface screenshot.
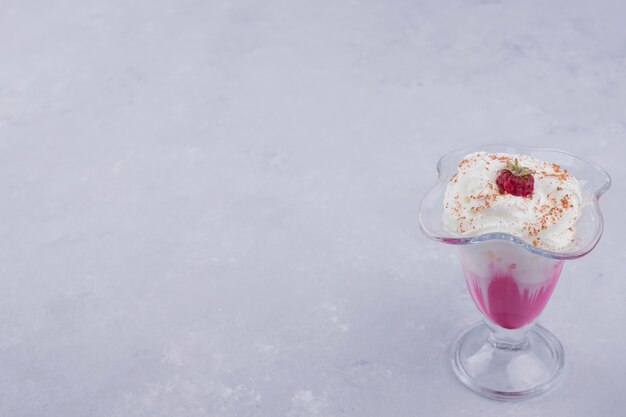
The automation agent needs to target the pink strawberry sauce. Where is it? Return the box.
[464,262,563,329]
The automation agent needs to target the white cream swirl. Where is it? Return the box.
[442,152,583,250]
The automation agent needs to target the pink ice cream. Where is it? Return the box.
[444,152,583,329]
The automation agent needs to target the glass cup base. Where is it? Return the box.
[451,321,564,400]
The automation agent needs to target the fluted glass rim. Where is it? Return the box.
[418,143,611,260]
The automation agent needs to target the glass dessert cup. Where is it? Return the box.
[419,144,610,400]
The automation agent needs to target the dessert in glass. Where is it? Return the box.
[419,144,610,400]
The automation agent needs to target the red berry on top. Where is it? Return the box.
[496,159,535,197]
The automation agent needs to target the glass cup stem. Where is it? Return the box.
[486,320,531,350]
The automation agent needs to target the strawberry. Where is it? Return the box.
[496,159,535,197]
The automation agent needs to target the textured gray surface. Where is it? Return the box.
[1,1,625,416]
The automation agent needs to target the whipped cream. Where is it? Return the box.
[442,152,583,250]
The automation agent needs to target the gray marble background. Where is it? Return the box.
[1,0,625,416]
